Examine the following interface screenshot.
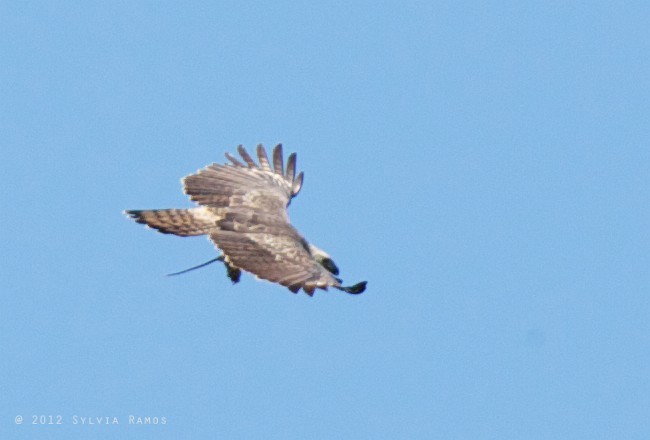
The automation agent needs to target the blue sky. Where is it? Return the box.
[2,1,649,439]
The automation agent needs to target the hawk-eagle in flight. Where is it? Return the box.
[125,144,366,296]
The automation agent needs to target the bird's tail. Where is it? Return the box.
[124,208,214,236]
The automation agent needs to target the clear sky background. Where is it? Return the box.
[2,2,649,439]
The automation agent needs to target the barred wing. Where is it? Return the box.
[210,225,339,296]
[183,144,303,214]
[182,144,338,295]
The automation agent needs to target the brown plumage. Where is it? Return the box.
[125,144,366,296]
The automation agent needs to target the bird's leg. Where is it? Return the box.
[334,281,367,295]
[225,262,241,284]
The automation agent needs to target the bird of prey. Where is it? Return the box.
[125,144,366,296]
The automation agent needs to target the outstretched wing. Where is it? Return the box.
[182,144,338,295]
[184,144,303,213]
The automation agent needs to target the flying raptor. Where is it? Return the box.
[125,144,366,296]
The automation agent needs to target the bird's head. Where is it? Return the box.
[308,243,340,276]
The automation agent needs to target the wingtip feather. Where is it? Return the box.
[272,144,284,175]
[292,172,304,196]
[238,145,257,168]
[225,152,244,167]
[256,144,272,171]
[285,153,296,183]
